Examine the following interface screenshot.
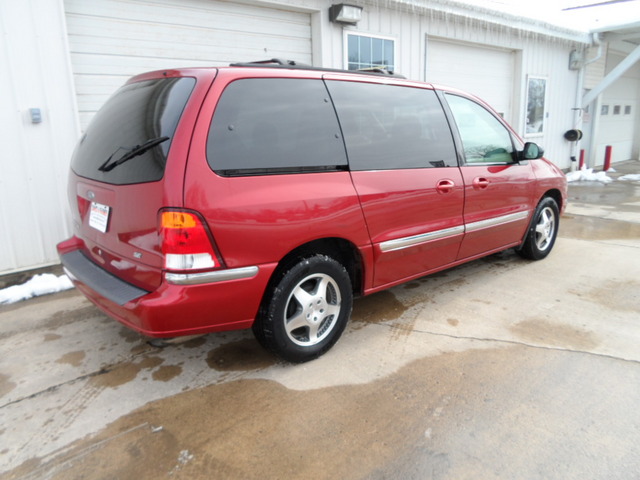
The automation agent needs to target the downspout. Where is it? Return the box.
[583,32,603,169]
[572,33,603,170]
[571,58,585,171]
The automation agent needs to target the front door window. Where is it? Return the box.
[446,94,515,164]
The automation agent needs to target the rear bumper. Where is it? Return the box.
[58,240,276,338]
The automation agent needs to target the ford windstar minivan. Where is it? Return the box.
[58,59,567,362]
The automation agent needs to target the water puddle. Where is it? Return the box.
[510,318,598,350]
[561,215,640,241]
[152,365,183,382]
[206,338,277,371]
[55,351,86,367]
[91,356,165,389]
[351,291,409,326]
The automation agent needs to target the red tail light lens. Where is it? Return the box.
[159,210,223,271]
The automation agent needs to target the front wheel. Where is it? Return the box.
[517,197,559,260]
[253,255,353,363]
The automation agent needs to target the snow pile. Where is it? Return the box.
[566,168,613,184]
[618,174,640,182]
[0,274,74,305]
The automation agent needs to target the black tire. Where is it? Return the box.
[253,255,353,363]
[517,197,560,260]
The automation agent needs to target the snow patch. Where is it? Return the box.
[0,274,74,305]
[618,174,640,182]
[566,168,613,184]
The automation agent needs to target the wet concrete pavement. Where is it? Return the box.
[2,161,640,479]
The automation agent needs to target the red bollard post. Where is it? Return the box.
[579,149,585,170]
[604,145,612,171]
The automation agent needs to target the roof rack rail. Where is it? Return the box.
[230,58,311,67]
[356,66,396,75]
[228,59,406,79]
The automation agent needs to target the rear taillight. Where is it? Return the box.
[159,209,223,271]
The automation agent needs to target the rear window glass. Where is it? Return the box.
[326,81,457,170]
[71,77,195,185]
[207,79,347,176]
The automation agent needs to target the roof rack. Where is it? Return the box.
[230,58,311,67]
[229,59,406,79]
[356,66,396,75]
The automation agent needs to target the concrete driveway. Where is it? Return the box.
[2,161,639,480]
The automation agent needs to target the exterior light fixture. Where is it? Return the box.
[329,4,363,25]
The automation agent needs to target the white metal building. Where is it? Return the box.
[1,0,638,274]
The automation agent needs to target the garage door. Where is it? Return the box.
[426,38,515,123]
[65,0,312,129]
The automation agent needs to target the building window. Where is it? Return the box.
[346,33,395,72]
[525,76,547,136]
[625,105,632,115]
[601,105,609,115]
[613,105,621,115]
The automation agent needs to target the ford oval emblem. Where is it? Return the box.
[87,190,96,200]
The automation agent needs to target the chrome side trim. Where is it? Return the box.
[465,210,530,233]
[378,211,530,254]
[380,226,465,252]
[165,266,259,285]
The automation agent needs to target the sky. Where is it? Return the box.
[459,0,640,31]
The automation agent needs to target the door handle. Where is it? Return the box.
[436,179,455,194]
[472,177,490,189]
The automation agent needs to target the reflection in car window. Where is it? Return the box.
[327,81,457,170]
[445,94,515,164]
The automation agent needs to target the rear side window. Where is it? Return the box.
[207,79,347,176]
[71,77,196,185]
[326,81,457,170]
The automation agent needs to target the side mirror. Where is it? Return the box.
[522,142,544,160]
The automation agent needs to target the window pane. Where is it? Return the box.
[372,38,383,67]
[208,79,347,174]
[348,35,358,65]
[327,81,457,170]
[446,94,514,164]
[347,34,394,71]
[360,37,371,65]
[384,40,394,68]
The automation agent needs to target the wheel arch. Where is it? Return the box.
[264,237,365,301]
[542,188,563,211]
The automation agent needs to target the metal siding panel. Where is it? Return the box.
[426,39,515,122]
[1,0,77,274]
[64,0,312,130]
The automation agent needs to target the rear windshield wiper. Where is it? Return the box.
[98,136,170,172]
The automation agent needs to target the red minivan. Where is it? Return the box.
[58,60,567,362]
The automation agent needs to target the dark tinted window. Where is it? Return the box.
[207,79,347,176]
[71,77,195,185]
[326,81,457,170]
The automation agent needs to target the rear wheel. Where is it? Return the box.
[517,197,559,260]
[253,255,352,363]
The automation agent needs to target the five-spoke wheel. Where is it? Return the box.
[253,255,352,363]
[518,196,560,260]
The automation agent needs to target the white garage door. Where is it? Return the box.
[65,0,312,129]
[426,38,515,123]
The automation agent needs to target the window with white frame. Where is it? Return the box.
[346,33,395,72]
